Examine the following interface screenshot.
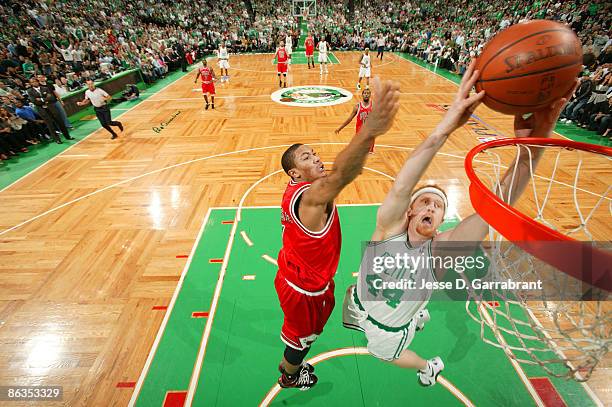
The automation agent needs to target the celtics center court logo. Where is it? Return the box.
[271,85,353,107]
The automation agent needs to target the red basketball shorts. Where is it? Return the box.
[201,82,215,94]
[305,48,314,57]
[277,62,288,74]
[275,273,335,350]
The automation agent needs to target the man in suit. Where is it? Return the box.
[27,78,73,144]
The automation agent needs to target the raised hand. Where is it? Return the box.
[361,76,400,137]
[514,80,578,138]
[434,61,485,136]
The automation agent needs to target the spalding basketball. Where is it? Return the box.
[474,20,582,115]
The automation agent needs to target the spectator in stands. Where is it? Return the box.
[26,77,73,144]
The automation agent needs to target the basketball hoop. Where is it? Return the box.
[464,137,611,381]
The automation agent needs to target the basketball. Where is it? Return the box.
[474,20,583,115]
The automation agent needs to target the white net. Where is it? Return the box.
[465,140,611,381]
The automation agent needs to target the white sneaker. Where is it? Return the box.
[417,356,444,387]
[414,309,430,331]
[357,84,361,90]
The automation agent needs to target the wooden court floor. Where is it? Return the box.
[0,52,609,406]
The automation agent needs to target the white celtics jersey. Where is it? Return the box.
[218,47,228,60]
[360,54,370,68]
[356,233,436,329]
[319,41,328,53]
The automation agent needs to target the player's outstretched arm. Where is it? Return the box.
[299,78,400,230]
[193,71,200,83]
[437,81,577,243]
[335,104,358,134]
[374,63,484,239]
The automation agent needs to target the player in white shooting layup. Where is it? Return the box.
[357,48,371,90]
[318,38,329,75]
[342,62,576,386]
[217,43,230,82]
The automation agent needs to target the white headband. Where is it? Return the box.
[410,187,448,209]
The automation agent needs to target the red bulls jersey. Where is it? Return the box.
[356,101,372,134]
[278,180,342,291]
[276,48,288,64]
[199,66,213,83]
[305,38,314,51]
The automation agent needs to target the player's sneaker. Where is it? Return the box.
[205,103,209,110]
[357,84,361,90]
[414,309,430,332]
[278,364,318,390]
[278,362,314,375]
[417,356,444,387]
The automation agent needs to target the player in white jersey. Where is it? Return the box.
[284,33,293,65]
[317,39,329,75]
[217,43,230,82]
[357,48,371,90]
[342,62,576,386]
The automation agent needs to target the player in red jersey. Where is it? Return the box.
[275,41,289,88]
[275,78,400,390]
[305,32,315,69]
[193,59,216,110]
[335,89,375,153]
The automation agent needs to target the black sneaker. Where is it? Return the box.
[278,363,314,375]
[278,366,318,390]
[205,103,209,110]
[211,104,215,109]
[111,134,118,140]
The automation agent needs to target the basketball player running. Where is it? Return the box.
[285,32,293,66]
[342,62,576,386]
[317,38,329,75]
[335,88,375,153]
[357,48,371,90]
[193,60,216,110]
[218,43,230,82]
[275,41,289,88]
[276,78,401,390]
[305,33,315,69]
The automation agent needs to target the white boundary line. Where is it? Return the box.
[127,207,212,407]
[184,169,283,406]
[259,347,475,407]
[147,92,456,103]
[2,142,608,237]
[0,66,198,195]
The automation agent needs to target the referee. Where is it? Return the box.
[77,80,123,139]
